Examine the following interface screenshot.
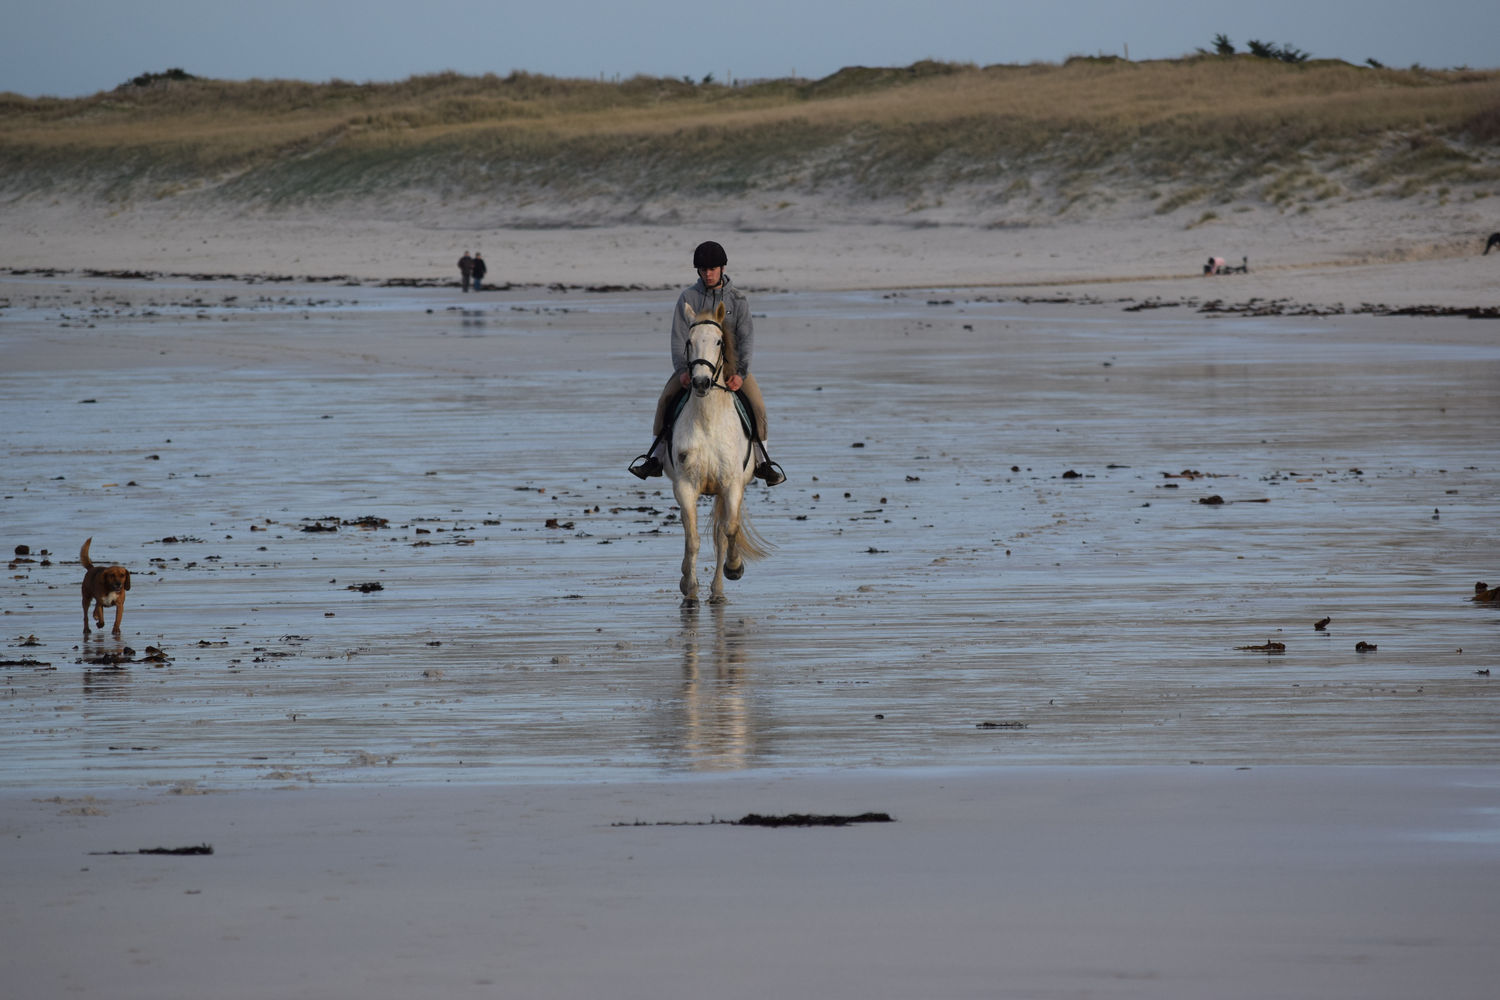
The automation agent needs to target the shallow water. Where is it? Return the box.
[3,277,1498,787]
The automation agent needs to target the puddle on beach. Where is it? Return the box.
[3,277,1498,788]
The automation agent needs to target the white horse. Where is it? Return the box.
[665,300,771,604]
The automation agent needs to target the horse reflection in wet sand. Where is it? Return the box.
[665,300,771,605]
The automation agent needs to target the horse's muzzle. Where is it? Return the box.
[691,375,712,395]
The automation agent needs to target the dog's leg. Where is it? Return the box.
[83,592,93,633]
[111,594,125,635]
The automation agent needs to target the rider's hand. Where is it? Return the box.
[679,371,691,388]
[726,374,744,392]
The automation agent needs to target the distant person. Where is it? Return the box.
[472,252,488,291]
[1485,232,1500,255]
[629,240,784,486]
[458,251,474,292]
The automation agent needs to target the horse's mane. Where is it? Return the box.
[721,319,739,378]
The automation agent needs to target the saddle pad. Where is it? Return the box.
[671,388,754,440]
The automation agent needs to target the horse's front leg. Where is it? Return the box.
[709,489,742,604]
[674,481,701,604]
[723,487,746,582]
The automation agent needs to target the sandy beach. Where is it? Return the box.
[5,191,1500,304]
[5,767,1499,1000]
[3,198,1499,997]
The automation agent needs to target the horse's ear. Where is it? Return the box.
[682,300,697,323]
[714,302,726,323]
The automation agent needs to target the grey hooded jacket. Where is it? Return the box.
[670,273,753,377]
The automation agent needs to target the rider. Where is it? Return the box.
[629,240,785,486]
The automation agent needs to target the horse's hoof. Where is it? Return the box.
[680,597,699,609]
[725,563,744,581]
[709,594,728,606]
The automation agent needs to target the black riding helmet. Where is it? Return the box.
[693,240,728,269]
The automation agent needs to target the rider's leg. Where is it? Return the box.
[629,374,685,479]
[739,372,768,442]
[737,373,785,486]
[652,372,684,437]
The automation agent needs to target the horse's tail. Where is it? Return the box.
[714,496,774,563]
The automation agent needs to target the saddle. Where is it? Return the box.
[660,387,756,477]
[632,385,782,486]
[670,386,755,440]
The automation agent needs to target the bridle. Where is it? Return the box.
[686,318,729,392]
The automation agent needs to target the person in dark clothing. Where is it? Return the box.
[471,252,488,291]
[458,251,474,291]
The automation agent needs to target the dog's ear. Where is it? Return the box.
[123,571,132,591]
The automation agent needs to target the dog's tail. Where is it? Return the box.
[80,536,94,569]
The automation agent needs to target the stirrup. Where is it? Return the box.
[629,453,663,480]
[755,460,786,487]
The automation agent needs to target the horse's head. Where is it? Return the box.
[683,300,728,396]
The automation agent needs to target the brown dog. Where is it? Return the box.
[80,537,131,634]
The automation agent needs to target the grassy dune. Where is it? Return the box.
[2,57,1497,224]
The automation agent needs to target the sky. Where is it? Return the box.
[4,0,1496,98]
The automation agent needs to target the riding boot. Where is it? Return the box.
[629,433,666,479]
[753,441,786,487]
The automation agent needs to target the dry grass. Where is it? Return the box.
[2,57,1498,216]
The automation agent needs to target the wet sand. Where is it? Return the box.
[3,261,1499,997]
[4,275,1497,783]
[5,766,1499,1000]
